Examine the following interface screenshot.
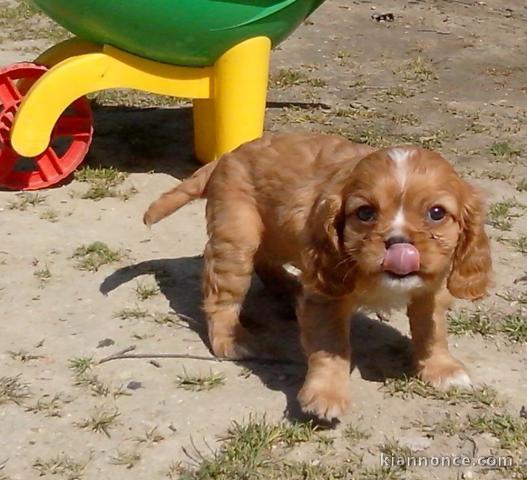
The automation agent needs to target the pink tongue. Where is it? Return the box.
[383,243,420,276]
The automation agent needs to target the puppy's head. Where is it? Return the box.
[309,146,492,299]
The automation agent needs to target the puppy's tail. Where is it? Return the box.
[143,160,217,226]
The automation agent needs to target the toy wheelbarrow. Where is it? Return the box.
[0,0,325,190]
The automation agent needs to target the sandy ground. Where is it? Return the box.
[0,1,526,479]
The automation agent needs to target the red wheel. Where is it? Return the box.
[0,63,93,190]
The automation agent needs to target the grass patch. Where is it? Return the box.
[74,166,135,201]
[468,413,527,450]
[91,89,188,108]
[281,106,332,125]
[134,426,165,446]
[74,166,126,186]
[487,199,522,231]
[114,306,149,321]
[342,424,371,442]
[482,168,515,181]
[39,209,59,222]
[449,308,527,343]
[0,375,31,405]
[0,1,69,42]
[69,356,126,397]
[26,394,65,418]
[497,290,527,305]
[7,193,46,210]
[395,129,450,150]
[110,449,141,469]
[447,309,496,336]
[135,281,160,301]
[0,2,40,20]
[379,439,413,469]
[349,126,391,147]
[114,307,182,327]
[381,376,498,407]
[508,235,527,254]
[399,57,437,82]
[8,349,42,362]
[488,141,521,159]
[77,405,120,437]
[271,68,327,88]
[68,357,95,376]
[501,313,527,343]
[33,454,88,479]
[372,85,416,102]
[175,370,226,392]
[360,467,403,480]
[34,265,51,284]
[72,241,123,271]
[415,414,462,436]
[178,416,336,479]
[151,312,182,327]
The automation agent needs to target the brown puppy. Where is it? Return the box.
[144,133,492,420]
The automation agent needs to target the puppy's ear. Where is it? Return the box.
[303,195,351,296]
[447,184,492,300]
[308,195,344,252]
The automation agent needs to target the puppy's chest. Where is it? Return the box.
[355,285,413,313]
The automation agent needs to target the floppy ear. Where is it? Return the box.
[308,195,344,252]
[447,185,492,300]
[302,195,353,296]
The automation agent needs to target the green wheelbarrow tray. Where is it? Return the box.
[29,0,326,66]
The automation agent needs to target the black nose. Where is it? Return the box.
[385,235,412,248]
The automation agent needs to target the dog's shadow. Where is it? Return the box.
[101,256,413,421]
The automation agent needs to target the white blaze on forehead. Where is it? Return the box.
[385,147,417,238]
[388,206,406,238]
[387,147,415,189]
[391,207,406,236]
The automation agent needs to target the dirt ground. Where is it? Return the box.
[0,1,526,479]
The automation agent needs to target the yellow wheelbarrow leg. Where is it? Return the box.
[193,36,271,163]
[11,46,213,158]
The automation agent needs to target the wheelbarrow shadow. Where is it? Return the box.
[85,100,333,180]
[100,256,413,422]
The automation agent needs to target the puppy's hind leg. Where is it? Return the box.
[202,199,263,359]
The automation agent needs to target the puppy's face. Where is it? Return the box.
[337,147,492,299]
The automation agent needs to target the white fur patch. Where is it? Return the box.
[380,273,424,291]
[438,371,472,390]
[390,207,406,237]
[387,147,417,189]
[284,263,301,276]
[361,274,425,312]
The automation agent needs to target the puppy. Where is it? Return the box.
[144,133,492,420]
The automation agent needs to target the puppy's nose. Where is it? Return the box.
[385,235,412,248]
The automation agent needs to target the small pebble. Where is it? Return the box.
[127,381,143,390]
[97,338,115,348]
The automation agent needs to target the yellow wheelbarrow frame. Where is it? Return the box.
[11,36,271,164]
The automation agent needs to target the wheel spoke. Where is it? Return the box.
[0,76,22,105]
[37,147,62,181]
[0,144,19,181]
[53,115,91,137]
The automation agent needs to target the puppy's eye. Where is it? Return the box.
[428,205,446,222]
[356,205,377,222]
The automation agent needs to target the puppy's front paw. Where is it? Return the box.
[417,353,471,390]
[297,377,351,420]
[210,330,253,360]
